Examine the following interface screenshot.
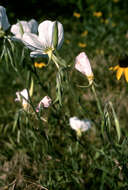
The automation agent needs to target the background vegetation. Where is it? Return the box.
[0,0,128,189]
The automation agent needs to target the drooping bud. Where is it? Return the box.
[36,96,52,112]
[75,52,94,84]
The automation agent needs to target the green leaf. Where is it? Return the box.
[109,101,121,142]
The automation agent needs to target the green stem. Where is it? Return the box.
[91,84,103,117]
[52,53,60,69]
[91,84,104,136]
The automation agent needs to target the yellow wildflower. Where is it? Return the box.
[34,62,46,68]
[78,42,87,48]
[81,30,88,37]
[110,58,128,82]
[73,12,81,18]
[93,12,102,18]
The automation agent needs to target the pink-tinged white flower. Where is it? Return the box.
[69,116,91,137]
[36,96,52,112]
[11,19,38,39]
[0,6,10,31]
[75,52,94,84]
[22,20,64,58]
[15,89,29,110]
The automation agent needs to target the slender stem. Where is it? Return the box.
[52,54,60,69]
[91,84,105,137]
[91,84,104,118]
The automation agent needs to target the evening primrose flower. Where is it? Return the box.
[110,57,128,82]
[22,20,64,58]
[15,89,29,110]
[11,19,38,39]
[0,6,10,36]
[69,116,91,137]
[75,52,94,84]
[36,96,52,112]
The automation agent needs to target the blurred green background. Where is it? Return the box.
[1,0,128,189]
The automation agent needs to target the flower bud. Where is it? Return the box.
[75,52,94,84]
[36,96,52,112]
[15,89,29,110]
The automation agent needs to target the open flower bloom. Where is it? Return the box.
[22,20,64,58]
[110,57,128,82]
[11,19,38,39]
[69,116,91,137]
[36,96,52,112]
[75,52,94,84]
[0,6,10,31]
[15,89,29,110]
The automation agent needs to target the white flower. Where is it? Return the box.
[36,96,52,112]
[15,89,29,110]
[22,20,64,58]
[75,52,94,83]
[69,116,91,137]
[11,19,38,39]
[0,6,10,31]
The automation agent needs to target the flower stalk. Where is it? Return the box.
[91,83,105,138]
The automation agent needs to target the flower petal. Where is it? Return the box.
[69,116,91,133]
[28,19,38,34]
[75,52,93,78]
[116,67,124,80]
[11,20,38,39]
[124,68,128,82]
[81,119,91,132]
[69,117,81,131]
[30,51,48,58]
[109,65,119,71]
[11,24,22,38]
[22,33,42,50]
[0,6,10,31]
[113,65,119,71]
[38,20,54,48]
[56,21,64,49]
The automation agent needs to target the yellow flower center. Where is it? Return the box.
[44,48,54,60]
